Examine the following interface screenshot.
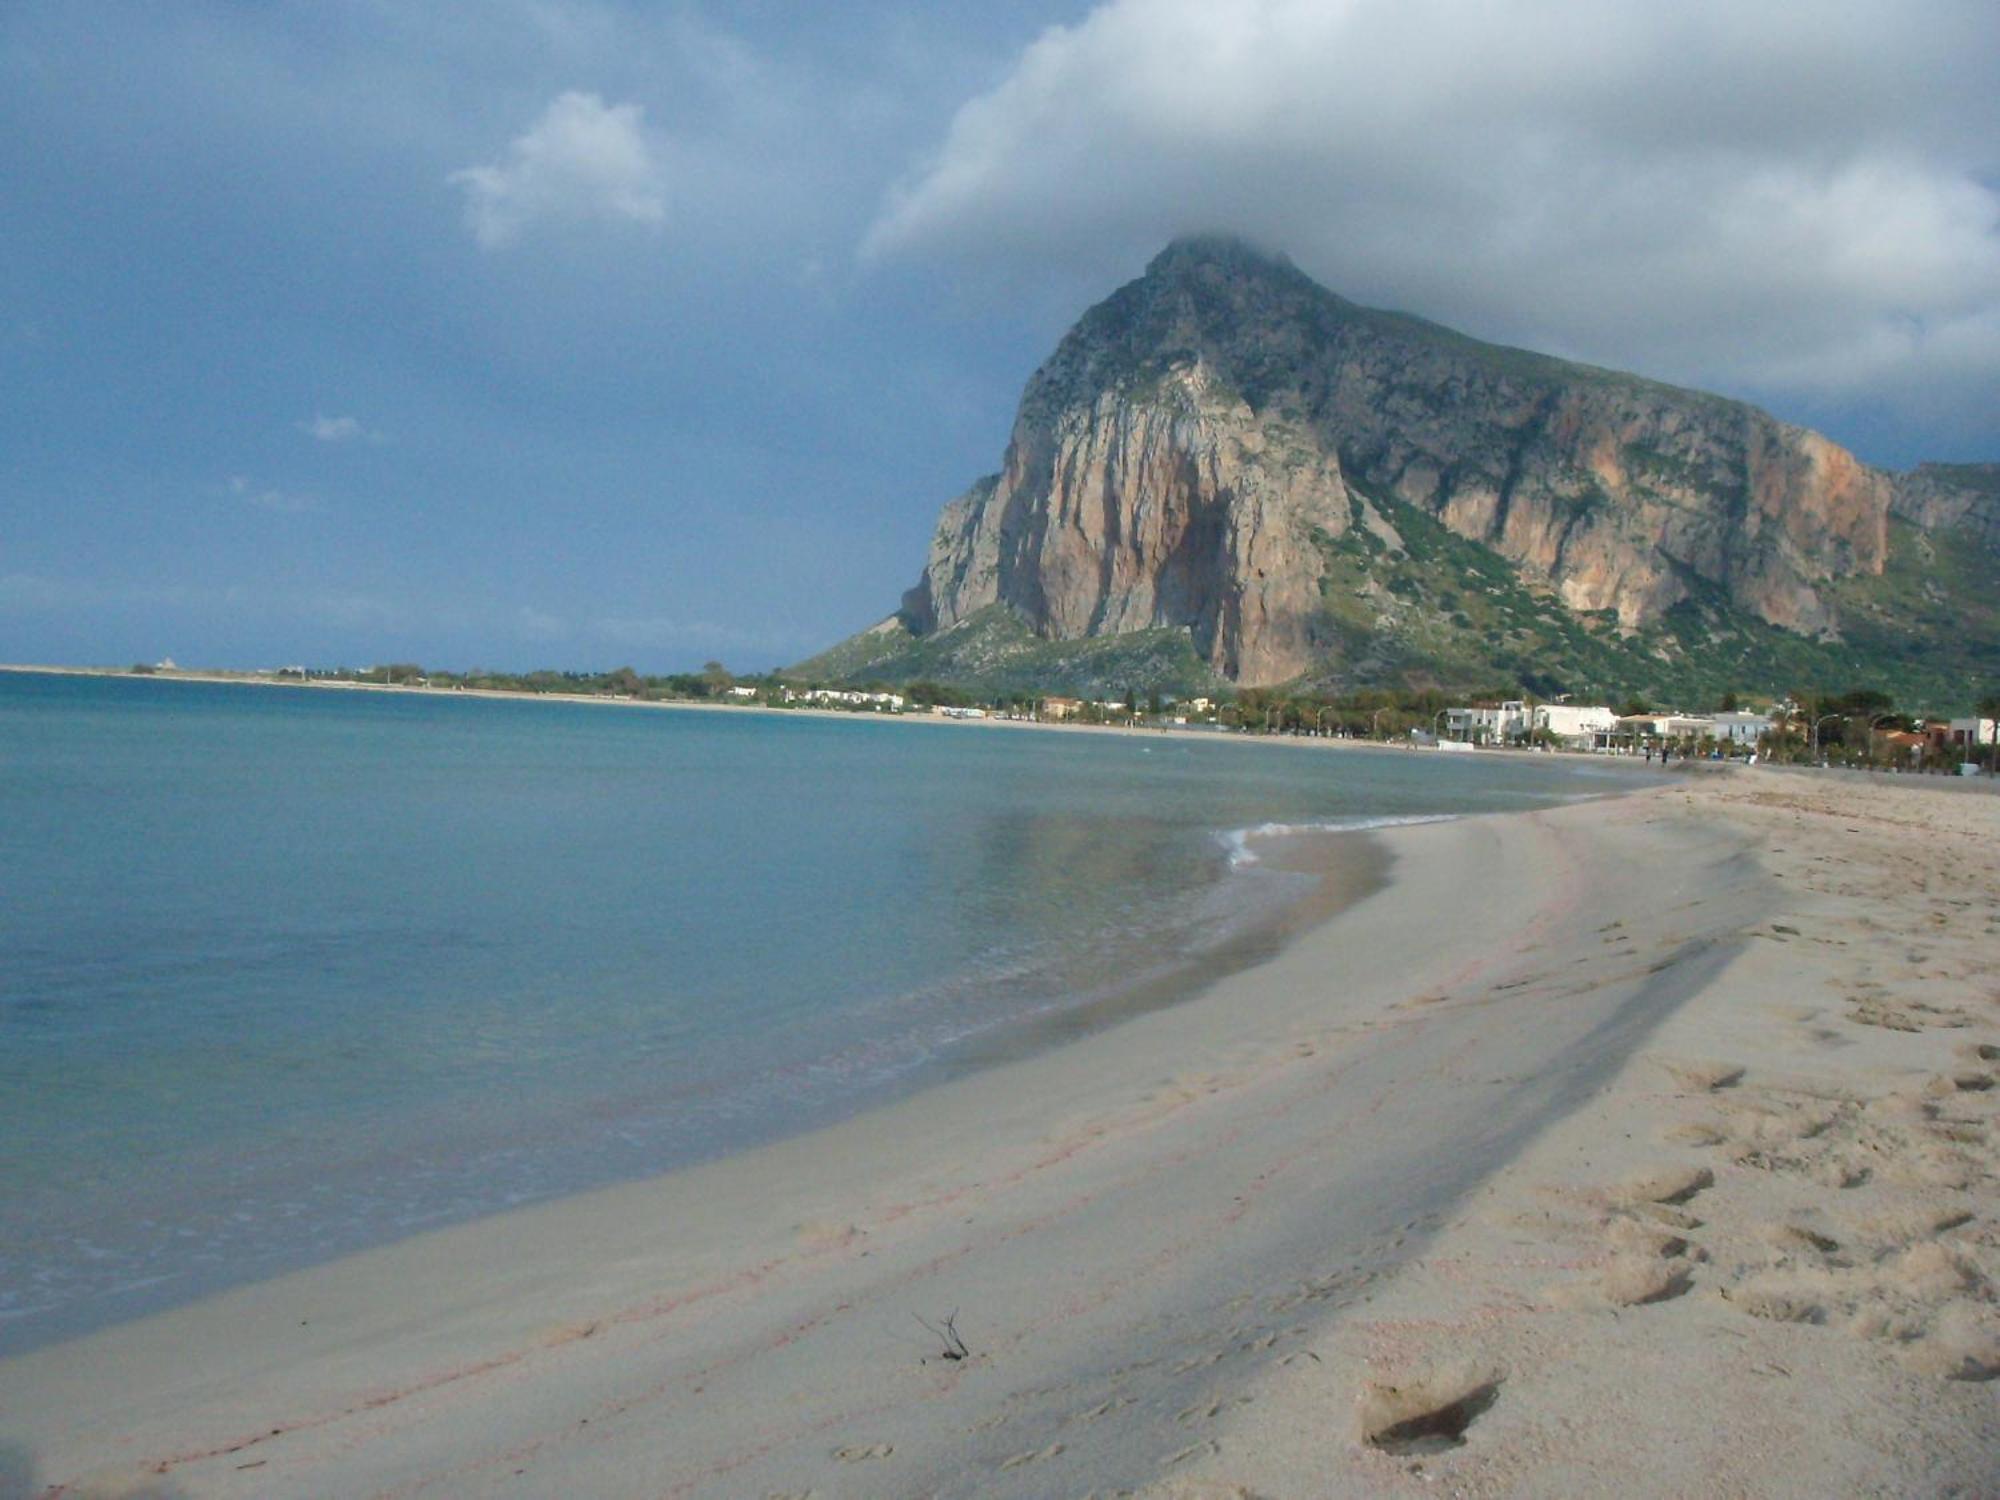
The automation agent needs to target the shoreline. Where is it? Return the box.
[5,773,1994,1496]
[1,668,1656,1367]
[0,660,1649,769]
[0,810,1394,1361]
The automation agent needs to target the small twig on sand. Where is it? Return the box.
[914,1309,971,1362]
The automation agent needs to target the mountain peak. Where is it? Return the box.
[1144,233,1297,281]
[807,237,1993,706]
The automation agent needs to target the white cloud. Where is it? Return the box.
[300,413,373,443]
[452,91,666,249]
[865,0,2000,417]
[229,475,320,514]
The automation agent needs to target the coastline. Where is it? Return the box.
[0,672,1624,1361]
[5,771,1995,1497]
[0,661,1617,766]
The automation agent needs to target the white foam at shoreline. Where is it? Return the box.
[1219,813,1458,868]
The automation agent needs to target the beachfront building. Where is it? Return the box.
[1041,696,1083,721]
[1708,711,1775,746]
[1658,715,1717,742]
[1444,700,1529,744]
[1611,712,1724,752]
[798,688,904,712]
[1946,717,1997,751]
[1531,703,1618,746]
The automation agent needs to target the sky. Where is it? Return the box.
[4,0,1996,673]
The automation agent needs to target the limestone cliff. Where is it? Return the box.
[841,236,1990,696]
[902,363,1346,684]
[1891,463,2000,552]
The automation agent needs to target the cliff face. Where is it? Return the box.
[891,236,1968,688]
[903,363,1346,683]
[1891,463,2000,552]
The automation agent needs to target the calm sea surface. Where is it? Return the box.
[0,672,1639,1350]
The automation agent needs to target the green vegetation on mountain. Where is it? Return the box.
[788,606,1221,699]
[802,503,1995,713]
[1301,485,1998,713]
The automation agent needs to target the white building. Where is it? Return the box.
[1444,700,1529,742]
[1708,711,1774,746]
[1532,703,1618,744]
[1618,713,1716,740]
[801,688,904,711]
[1947,717,1997,750]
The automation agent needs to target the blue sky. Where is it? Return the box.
[5,1,1996,672]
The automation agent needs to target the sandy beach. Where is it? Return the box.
[5,767,1996,1498]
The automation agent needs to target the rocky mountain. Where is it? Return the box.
[799,237,1997,707]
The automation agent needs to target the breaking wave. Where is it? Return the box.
[1218,813,1459,868]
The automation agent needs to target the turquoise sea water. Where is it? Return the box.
[0,672,1638,1351]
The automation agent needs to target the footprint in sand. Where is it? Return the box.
[1756,1222,1840,1256]
[997,1442,1065,1470]
[1548,1212,1699,1309]
[1596,1254,1694,1306]
[832,1443,892,1462]
[1653,1056,1746,1092]
[1721,1097,1838,1151]
[1850,998,1973,1032]
[1177,1395,1253,1428]
[1071,1395,1132,1424]
[1662,1119,1729,1148]
[1356,1359,1502,1455]
[1612,1163,1714,1207]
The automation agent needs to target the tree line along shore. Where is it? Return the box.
[51,658,1999,773]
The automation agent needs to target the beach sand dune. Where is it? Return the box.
[4,771,1996,1497]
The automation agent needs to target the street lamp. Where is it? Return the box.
[1434,708,1452,744]
[1809,713,1842,763]
[1370,707,1387,741]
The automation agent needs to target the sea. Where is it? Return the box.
[0,671,1641,1352]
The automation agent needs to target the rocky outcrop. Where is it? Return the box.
[1891,463,2000,552]
[893,235,1968,687]
[903,363,1347,683]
